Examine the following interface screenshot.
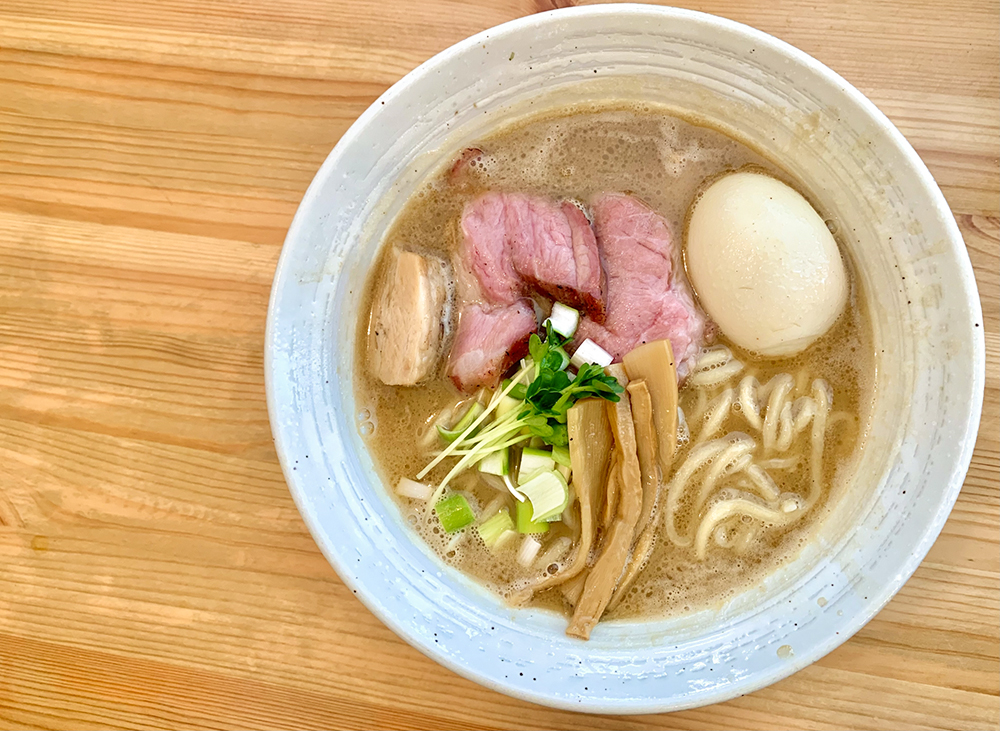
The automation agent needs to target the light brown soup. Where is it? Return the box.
[354,102,874,619]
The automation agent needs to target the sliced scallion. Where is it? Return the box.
[517,535,542,567]
[570,338,614,369]
[550,444,571,468]
[545,302,580,339]
[477,509,516,550]
[478,447,510,476]
[496,385,522,420]
[436,402,485,443]
[553,346,571,371]
[518,447,556,483]
[516,499,549,534]
[518,469,570,523]
[435,494,475,533]
[396,477,433,501]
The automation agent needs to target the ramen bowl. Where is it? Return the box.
[264,4,984,713]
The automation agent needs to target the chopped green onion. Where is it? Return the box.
[478,447,510,476]
[435,494,475,533]
[518,447,556,483]
[553,346,571,371]
[518,469,570,523]
[477,509,515,550]
[550,444,571,468]
[516,499,549,534]
[517,535,542,566]
[437,402,485,443]
[570,338,614,368]
[545,303,580,339]
[396,477,433,501]
[496,390,522,420]
[555,463,572,483]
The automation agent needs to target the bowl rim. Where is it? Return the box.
[265,3,985,713]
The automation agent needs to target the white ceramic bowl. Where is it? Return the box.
[265,5,984,713]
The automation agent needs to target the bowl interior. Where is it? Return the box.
[265,5,984,713]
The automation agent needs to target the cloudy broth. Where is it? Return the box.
[354,102,874,619]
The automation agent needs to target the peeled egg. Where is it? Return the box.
[686,172,848,357]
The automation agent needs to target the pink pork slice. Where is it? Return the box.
[448,300,537,392]
[574,193,708,377]
[460,192,606,321]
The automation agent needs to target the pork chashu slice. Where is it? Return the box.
[369,248,449,385]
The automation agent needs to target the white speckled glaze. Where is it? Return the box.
[264,5,984,713]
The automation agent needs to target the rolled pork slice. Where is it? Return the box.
[368,248,449,386]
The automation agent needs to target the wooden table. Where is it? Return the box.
[0,0,996,728]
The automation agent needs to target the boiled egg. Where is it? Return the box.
[686,172,848,357]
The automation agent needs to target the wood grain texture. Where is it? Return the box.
[0,0,997,728]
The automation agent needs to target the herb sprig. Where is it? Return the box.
[419,323,624,496]
[519,323,622,446]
